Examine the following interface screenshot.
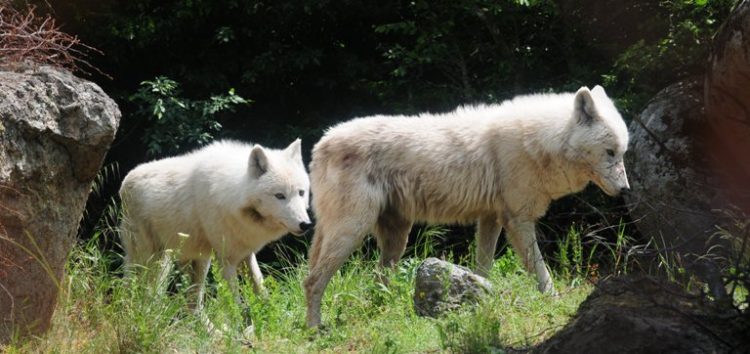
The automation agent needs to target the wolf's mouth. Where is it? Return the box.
[592,175,620,197]
[289,230,305,236]
[602,186,620,197]
[289,225,313,236]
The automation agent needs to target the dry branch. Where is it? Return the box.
[0,2,105,77]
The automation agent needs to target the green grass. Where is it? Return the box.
[3,230,594,353]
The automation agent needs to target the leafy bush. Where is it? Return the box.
[605,0,736,116]
[372,0,561,111]
[129,76,250,157]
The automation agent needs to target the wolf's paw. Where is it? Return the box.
[240,324,255,347]
[305,323,330,340]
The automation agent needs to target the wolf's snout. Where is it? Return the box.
[299,221,313,232]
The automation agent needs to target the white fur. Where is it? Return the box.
[120,139,311,307]
[304,86,629,327]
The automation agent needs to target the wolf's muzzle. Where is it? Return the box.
[299,221,314,232]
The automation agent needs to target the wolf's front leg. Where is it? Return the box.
[182,258,211,311]
[506,220,555,294]
[220,260,244,306]
[222,260,254,330]
[246,253,267,297]
[216,259,254,346]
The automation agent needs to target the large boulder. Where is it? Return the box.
[623,79,730,297]
[0,66,120,342]
[705,0,750,217]
[413,258,492,317]
[532,276,746,354]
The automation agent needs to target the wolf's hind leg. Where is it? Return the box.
[475,215,502,278]
[308,222,333,271]
[374,208,412,269]
[120,217,161,271]
[304,215,374,328]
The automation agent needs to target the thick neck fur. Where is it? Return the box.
[516,102,591,200]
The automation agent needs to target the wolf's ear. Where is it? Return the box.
[574,86,598,125]
[591,85,606,96]
[249,145,270,178]
[286,138,303,162]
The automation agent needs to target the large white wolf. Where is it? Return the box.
[304,86,630,327]
[119,139,312,307]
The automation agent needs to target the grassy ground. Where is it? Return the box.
[3,229,596,353]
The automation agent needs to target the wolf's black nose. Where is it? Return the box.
[300,222,313,232]
[620,187,630,194]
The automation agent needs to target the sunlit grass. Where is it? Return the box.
[3,228,595,353]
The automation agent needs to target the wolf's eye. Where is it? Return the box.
[299,190,305,197]
[606,149,615,157]
[275,193,286,200]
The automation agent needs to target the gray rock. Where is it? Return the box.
[0,66,120,342]
[625,1,750,298]
[624,79,730,297]
[414,257,492,317]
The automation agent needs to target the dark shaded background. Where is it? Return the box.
[27,0,735,269]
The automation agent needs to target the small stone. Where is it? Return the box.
[413,258,492,317]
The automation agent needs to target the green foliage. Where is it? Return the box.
[606,0,736,116]
[436,309,505,353]
[129,76,250,157]
[45,0,741,152]
[556,225,600,286]
[608,222,637,276]
[4,227,596,353]
[372,0,561,110]
[113,255,185,353]
[555,222,639,285]
[709,212,750,315]
[407,225,449,260]
[493,248,523,276]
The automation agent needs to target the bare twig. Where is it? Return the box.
[0,2,108,77]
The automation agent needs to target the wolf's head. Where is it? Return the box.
[245,139,312,235]
[565,86,630,196]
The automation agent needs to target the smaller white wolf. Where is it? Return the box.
[119,139,312,308]
[304,86,630,328]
